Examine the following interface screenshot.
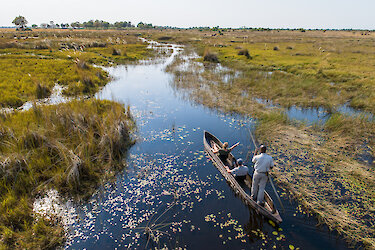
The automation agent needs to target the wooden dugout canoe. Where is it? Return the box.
[203,131,282,224]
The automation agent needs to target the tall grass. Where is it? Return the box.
[0,29,155,108]
[144,28,375,113]
[203,48,219,63]
[0,99,135,248]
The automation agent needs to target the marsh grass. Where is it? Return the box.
[0,29,155,108]
[0,99,135,248]
[165,46,375,248]
[238,48,251,59]
[35,82,51,99]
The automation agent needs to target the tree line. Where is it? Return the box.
[12,16,154,30]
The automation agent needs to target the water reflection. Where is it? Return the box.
[286,106,330,125]
[253,97,373,125]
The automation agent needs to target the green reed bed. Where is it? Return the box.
[146,29,375,113]
[0,99,135,249]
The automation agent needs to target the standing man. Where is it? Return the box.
[251,145,274,206]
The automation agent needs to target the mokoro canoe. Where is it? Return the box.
[203,131,282,224]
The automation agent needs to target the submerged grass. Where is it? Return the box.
[166,46,375,248]
[0,99,135,248]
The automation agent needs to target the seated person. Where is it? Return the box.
[212,141,240,166]
[225,158,248,181]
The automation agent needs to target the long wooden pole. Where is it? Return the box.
[247,126,285,212]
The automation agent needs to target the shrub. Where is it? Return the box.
[112,48,121,56]
[238,48,252,59]
[158,36,172,41]
[286,46,293,50]
[273,46,279,51]
[203,48,219,63]
[90,42,107,48]
[0,99,135,248]
[35,83,51,99]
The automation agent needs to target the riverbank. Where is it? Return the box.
[0,29,155,108]
[162,35,375,248]
[0,99,135,248]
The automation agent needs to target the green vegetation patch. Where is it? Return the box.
[0,99,135,248]
[0,29,156,108]
[85,43,155,65]
[0,54,109,107]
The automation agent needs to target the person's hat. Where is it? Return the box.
[237,158,243,165]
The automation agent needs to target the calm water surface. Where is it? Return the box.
[65,42,349,249]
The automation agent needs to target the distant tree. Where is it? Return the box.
[137,22,153,29]
[93,20,101,28]
[12,16,28,29]
[137,22,145,28]
[83,20,94,28]
[71,22,81,28]
[114,21,133,29]
[114,21,122,29]
[31,24,37,28]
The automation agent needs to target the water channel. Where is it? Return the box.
[63,41,350,249]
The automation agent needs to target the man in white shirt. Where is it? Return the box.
[226,158,248,181]
[251,145,274,206]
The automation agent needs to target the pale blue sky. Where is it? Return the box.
[1,0,374,29]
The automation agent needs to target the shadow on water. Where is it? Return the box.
[64,40,351,249]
